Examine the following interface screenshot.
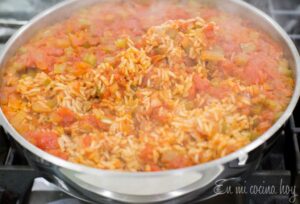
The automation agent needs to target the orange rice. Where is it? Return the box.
[0,0,294,171]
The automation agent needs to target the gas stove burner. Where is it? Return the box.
[29,178,84,204]
[268,0,300,44]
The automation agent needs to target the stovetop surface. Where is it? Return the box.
[1,0,300,204]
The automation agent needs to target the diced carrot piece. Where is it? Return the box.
[71,62,91,76]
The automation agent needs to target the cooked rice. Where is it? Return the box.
[0,1,294,171]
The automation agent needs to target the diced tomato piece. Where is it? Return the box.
[0,87,15,105]
[69,33,86,47]
[37,132,59,150]
[124,18,143,35]
[88,36,101,46]
[26,131,59,150]
[56,107,76,126]
[220,59,238,76]
[203,23,215,39]
[47,149,69,160]
[257,121,271,133]
[161,150,191,169]
[141,69,153,87]
[83,115,99,128]
[98,121,110,131]
[261,111,275,121]
[188,84,197,100]
[39,123,53,130]
[218,39,241,55]
[149,164,161,172]
[200,8,219,20]
[241,53,279,84]
[189,75,226,99]
[47,47,64,57]
[169,7,190,19]
[243,65,260,84]
[140,144,154,163]
[193,74,211,92]
[82,115,110,131]
[209,86,229,99]
[154,112,169,123]
[240,106,251,115]
[22,54,35,68]
[149,106,169,123]
[30,50,54,71]
[82,135,92,147]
